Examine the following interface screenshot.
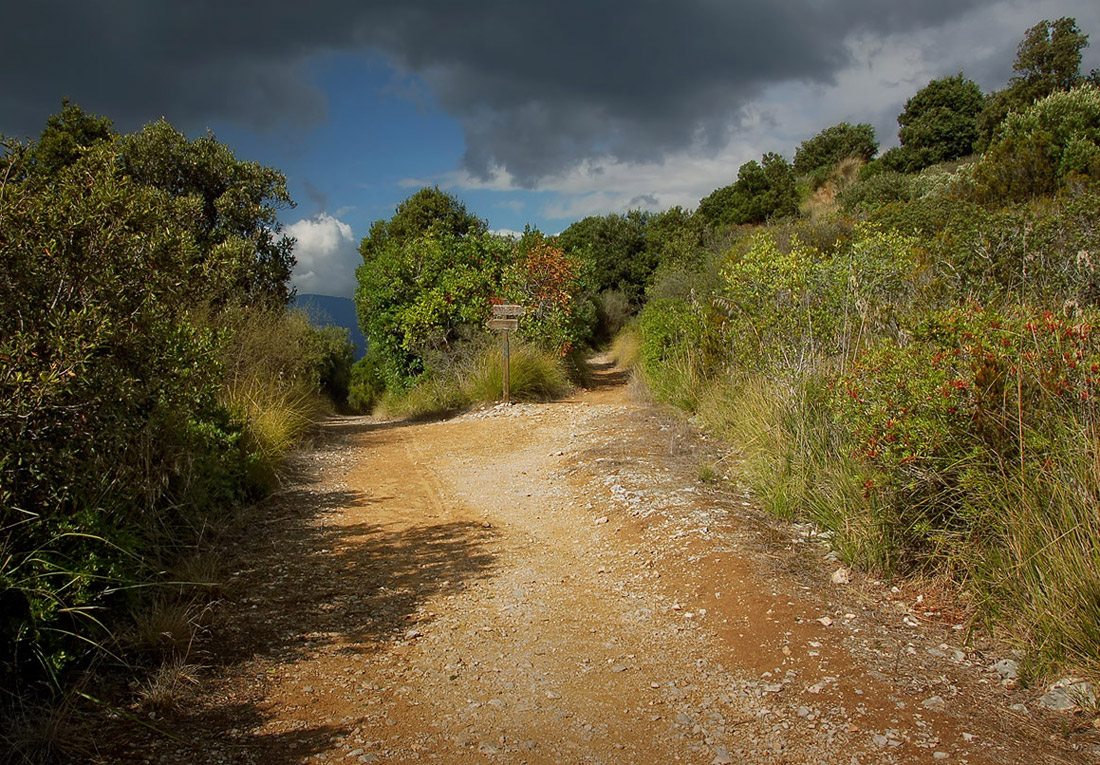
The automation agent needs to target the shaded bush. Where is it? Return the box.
[0,109,320,730]
[794,122,878,180]
[969,85,1100,204]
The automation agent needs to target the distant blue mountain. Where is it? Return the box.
[294,294,367,359]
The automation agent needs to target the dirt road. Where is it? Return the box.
[101,358,1099,763]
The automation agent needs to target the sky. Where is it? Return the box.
[3,1,1100,299]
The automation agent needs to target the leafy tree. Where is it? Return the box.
[355,229,513,387]
[793,122,878,177]
[978,18,1090,147]
[504,230,593,355]
[355,188,500,387]
[28,99,116,175]
[697,152,798,227]
[117,120,296,307]
[359,186,487,261]
[969,84,1100,204]
[887,74,985,172]
[1014,17,1090,93]
[1,136,249,690]
[1,106,307,699]
[556,210,655,307]
[645,206,708,269]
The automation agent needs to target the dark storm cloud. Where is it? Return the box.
[0,1,1011,182]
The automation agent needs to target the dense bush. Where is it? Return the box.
[977,17,1091,149]
[793,122,877,181]
[697,152,799,227]
[715,224,922,376]
[0,109,323,721]
[882,74,984,173]
[969,85,1100,204]
[356,201,594,399]
[556,211,654,308]
[637,297,727,410]
[355,230,515,389]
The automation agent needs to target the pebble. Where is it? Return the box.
[711,745,734,764]
[1038,678,1096,711]
[987,659,1019,681]
[922,695,946,711]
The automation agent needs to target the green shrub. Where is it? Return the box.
[831,304,1100,562]
[716,224,922,376]
[637,298,725,409]
[0,116,322,725]
[969,85,1100,204]
[794,122,878,179]
[697,152,799,227]
[348,347,388,413]
[838,171,919,213]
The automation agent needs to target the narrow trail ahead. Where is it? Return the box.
[104,357,1095,763]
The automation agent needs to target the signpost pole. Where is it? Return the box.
[503,330,511,404]
[488,305,524,405]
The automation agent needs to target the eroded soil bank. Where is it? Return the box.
[97,358,1099,763]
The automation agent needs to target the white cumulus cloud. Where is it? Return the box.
[286,213,360,298]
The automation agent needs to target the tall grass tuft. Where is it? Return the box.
[377,340,573,419]
[463,343,572,403]
[695,372,904,572]
[969,423,1100,679]
[222,377,324,490]
[610,326,642,370]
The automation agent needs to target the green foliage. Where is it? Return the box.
[355,230,514,388]
[504,230,595,354]
[717,224,921,375]
[117,119,296,307]
[358,186,487,262]
[556,210,656,308]
[978,17,1091,147]
[0,136,243,694]
[837,171,919,213]
[969,85,1100,204]
[347,347,388,413]
[310,325,355,405]
[637,298,725,409]
[831,304,1100,568]
[0,106,316,721]
[28,99,115,176]
[355,194,597,401]
[892,74,984,171]
[697,152,798,227]
[793,122,877,179]
[645,206,708,270]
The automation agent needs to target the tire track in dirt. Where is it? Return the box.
[97,358,1098,763]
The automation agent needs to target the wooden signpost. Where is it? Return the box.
[489,304,525,403]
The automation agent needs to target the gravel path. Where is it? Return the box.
[97,358,1100,763]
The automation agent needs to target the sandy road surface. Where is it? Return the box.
[99,358,1099,763]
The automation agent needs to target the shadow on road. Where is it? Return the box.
[97,418,497,763]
